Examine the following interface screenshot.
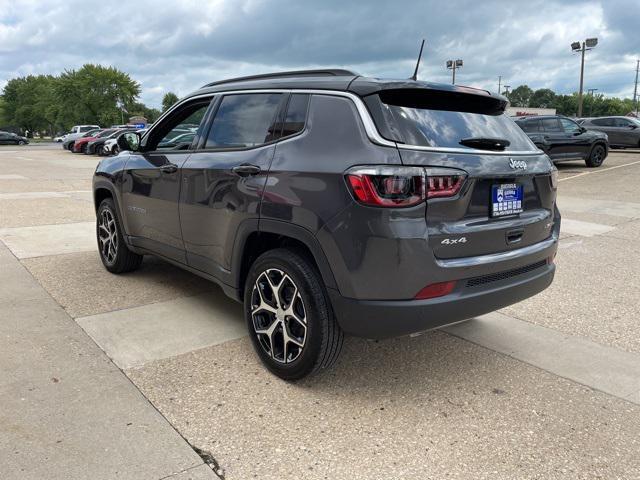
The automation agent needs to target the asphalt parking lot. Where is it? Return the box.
[2,144,640,479]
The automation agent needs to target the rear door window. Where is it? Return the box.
[592,118,614,127]
[375,91,534,151]
[559,118,581,134]
[520,119,542,132]
[206,93,284,149]
[541,118,562,133]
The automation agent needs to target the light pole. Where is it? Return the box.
[446,59,463,85]
[503,85,511,97]
[498,75,502,94]
[633,59,639,117]
[587,88,598,117]
[571,37,598,118]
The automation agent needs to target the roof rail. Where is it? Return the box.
[202,69,358,88]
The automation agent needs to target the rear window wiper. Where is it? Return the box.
[459,137,511,151]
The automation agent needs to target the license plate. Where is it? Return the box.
[491,183,523,217]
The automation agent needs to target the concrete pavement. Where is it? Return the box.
[0,219,218,477]
[2,145,640,479]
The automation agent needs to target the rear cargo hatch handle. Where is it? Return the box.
[506,228,524,244]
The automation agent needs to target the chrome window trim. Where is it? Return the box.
[146,89,542,157]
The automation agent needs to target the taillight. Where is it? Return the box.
[426,175,465,199]
[346,166,425,207]
[345,166,466,207]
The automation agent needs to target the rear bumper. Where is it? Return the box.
[329,262,555,340]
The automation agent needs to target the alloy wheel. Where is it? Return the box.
[250,268,307,363]
[98,208,118,265]
[592,146,604,164]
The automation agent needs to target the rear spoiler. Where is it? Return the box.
[374,88,507,116]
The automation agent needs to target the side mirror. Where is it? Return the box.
[629,124,638,129]
[118,132,141,152]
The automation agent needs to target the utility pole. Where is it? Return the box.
[571,38,598,118]
[587,88,598,117]
[498,75,502,94]
[446,59,463,85]
[578,44,586,117]
[503,85,511,96]
[633,59,639,116]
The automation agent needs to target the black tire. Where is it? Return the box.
[585,144,606,168]
[112,144,120,156]
[68,142,75,151]
[96,198,143,273]
[244,248,343,380]
[81,143,88,154]
[18,140,26,145]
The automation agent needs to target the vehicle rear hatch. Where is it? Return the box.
[359,84,558,259]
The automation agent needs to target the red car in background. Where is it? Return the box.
[73,129,117,153]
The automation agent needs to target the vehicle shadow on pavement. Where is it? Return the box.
[22,251,218,318]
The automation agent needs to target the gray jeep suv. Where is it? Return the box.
[93,69,560,379]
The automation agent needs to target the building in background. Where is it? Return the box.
[128,116,148,128]
[506,107,557,117]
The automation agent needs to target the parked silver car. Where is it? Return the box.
[579,116,640,149]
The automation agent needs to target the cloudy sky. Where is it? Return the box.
[1,0,639,108]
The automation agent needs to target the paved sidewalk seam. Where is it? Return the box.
[443,311,640,406]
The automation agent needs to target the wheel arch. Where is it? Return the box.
[93,181,118,211]
[231,219,338,301]
[588,140,608,159]
[93,180,131,238]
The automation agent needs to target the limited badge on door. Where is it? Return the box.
[491,183,523,217]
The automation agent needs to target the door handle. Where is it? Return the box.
[160,164,178,174]
[232,164,261,177]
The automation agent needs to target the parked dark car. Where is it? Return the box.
[578,116,640,149]
[0,131,29,145]
[514,115,608,167]
[93,69,559,379]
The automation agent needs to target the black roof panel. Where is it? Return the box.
[186,69,508,107]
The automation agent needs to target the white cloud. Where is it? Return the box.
[1,0,639,107]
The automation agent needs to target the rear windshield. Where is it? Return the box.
[374,90,535,152]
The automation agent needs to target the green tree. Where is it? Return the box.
[129,101,162,123]
[506,85,534,107]
[529,88,556,108]
[554,94,579,117]
[0,96,8,126]
[2,75,58,136]
[162,92,179,111]
[55,64,140,127]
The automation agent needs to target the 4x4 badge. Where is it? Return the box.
[509,158,527,170]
